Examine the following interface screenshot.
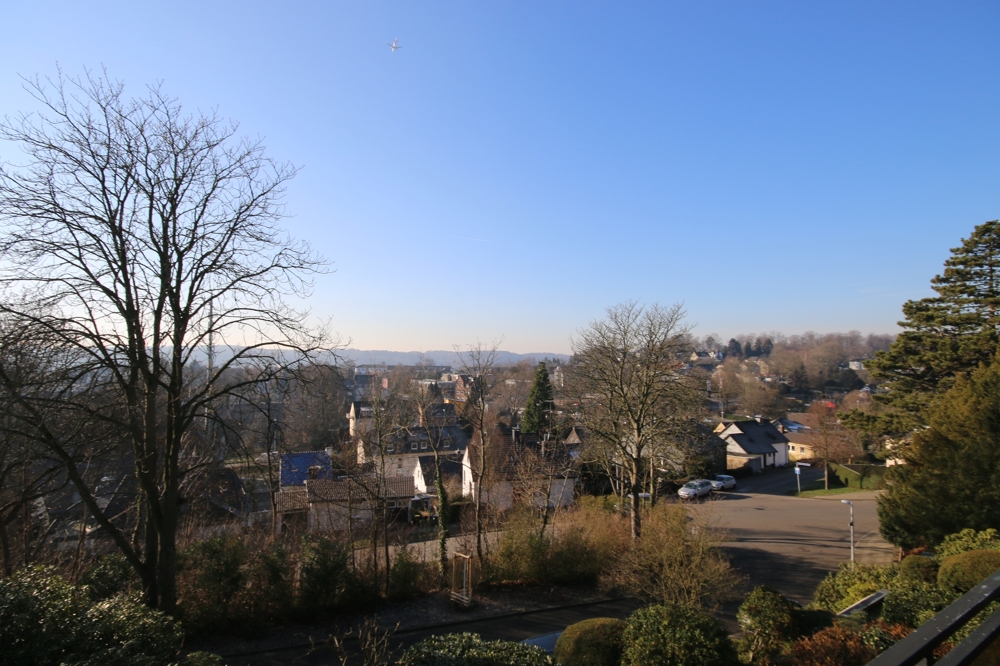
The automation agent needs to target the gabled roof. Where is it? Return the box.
[280,451,333,486]
[306,476,415,503]
[276,488,309,512]
[719,419,788,456]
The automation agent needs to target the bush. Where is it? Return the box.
[859,620,911,656]
[812,562,897,613]
[934,528,1000,561]
[619,604,738,666]
[298,535,354,612]
[553,617,625,666]
[881,583,956,628]
[604,506,741,609]
[390,546,432,601]
[0,566,181,666]
[790,625,874,666]
[937,549,1000,593]
[737,586,797,664]
[178,533,292,637]
[897,555,938,585]
[397,632,552,666]
[82,553,138,600]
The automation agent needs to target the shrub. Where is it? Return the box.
[0,566,181,666]
[934,528,1000,561]
[737,586,797,664]
[553,617,625,666]
[178,533,292,637]
[390,546,431,601]
[790,625,874,666]
[620,604,738,666]
[859,620,911,656]
[812,562,897,613]
[897,555,938,585]
[397,632,552,666]
[298,535,353,611]
[604,506,741,609]
[881,583,955,627]
[82,553,138,600]
[937,549,1000,593]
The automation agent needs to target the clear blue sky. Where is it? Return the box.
[3,2,998,354]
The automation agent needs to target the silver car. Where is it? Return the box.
[710,474,736,491]
[678,479,713,500]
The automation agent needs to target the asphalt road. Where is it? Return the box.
[224,466,892,664]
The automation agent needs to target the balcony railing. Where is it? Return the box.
[867,569,1000,666]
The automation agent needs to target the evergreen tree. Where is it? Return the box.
[752,338,763,357]
[762,338,774,356]
[726,338,743,358]
[744,341,754,358]
[521,362,554,434]
[864,221,1000,433]
[789,363,809,391]
[878,352,1000,549]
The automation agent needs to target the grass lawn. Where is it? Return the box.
[790,478,864,498]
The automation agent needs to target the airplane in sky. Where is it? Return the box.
[387,38,401,52]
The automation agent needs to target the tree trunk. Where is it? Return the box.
[630,459,642,539]
[434,459,449,588]
[0,518,12,577]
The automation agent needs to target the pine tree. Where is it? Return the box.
[877,351,1000,549]
[521,361,554,434]
[744,341,754,358]
[726,338,743,358]
[864,220,1000,433]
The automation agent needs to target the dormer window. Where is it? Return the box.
[411,442,417,451]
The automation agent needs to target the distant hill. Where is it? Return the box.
[338,349,570,367]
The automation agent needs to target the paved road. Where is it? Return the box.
[224,467,893,663]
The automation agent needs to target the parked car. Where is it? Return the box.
[710,474,737,491]
[678,479,713,500]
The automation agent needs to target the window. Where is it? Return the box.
[411,442,417,451]
[420,441,428,450]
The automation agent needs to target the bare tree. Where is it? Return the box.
[454,341,501,563]
[808,403,862,490]
[570,302,696,539]
[0,71,330,611]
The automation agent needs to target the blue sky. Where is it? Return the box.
[2,2,998,354]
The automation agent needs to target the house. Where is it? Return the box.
[716,418,789,471]
[412,456,463,494]
[461,424,578,511]
[276,476,417,532]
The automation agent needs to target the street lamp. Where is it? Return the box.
[841,500,855,567]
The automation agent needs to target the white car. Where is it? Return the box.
[678,479,713,500]
[710,474,737,491]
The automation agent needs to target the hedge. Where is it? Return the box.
[937,550,1000,593]
[830,463,886,490]
[553,617,625,666]
[397,632,552,666]
[620,604,738,666]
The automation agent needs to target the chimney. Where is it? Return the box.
[308,465,321,480]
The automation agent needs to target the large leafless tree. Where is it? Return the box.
[570,301,696,539]
[0,71,329,611]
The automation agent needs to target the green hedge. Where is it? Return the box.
[553,617,625,666]
[398,632,552,666]
[937,550,1000,593]
[620,604,738,666]
[830,463,886,490]
[0,567,182,666]
[897,555,938,585]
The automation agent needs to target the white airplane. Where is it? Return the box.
[387,38,401,52]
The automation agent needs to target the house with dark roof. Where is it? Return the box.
[716,418,790,472]
[279,451,333,486]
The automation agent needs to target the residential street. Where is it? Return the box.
[225,467,892,664]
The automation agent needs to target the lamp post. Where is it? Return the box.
[841,500,855,567]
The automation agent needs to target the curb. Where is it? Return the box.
[216,595,632,658]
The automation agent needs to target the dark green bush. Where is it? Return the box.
[178,534,292,637]
[937,549,1000,593]
[397,632,553,665]
[620,604,738,666]
[0,566,181,666]
[298,535,353,611]
[812,562,897,613]
[82,553,138,600]
[881,583,955,628]
[897,555,938,585]
[737,586,797,664]
[389,546,430,601]
[553,617,625,666]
